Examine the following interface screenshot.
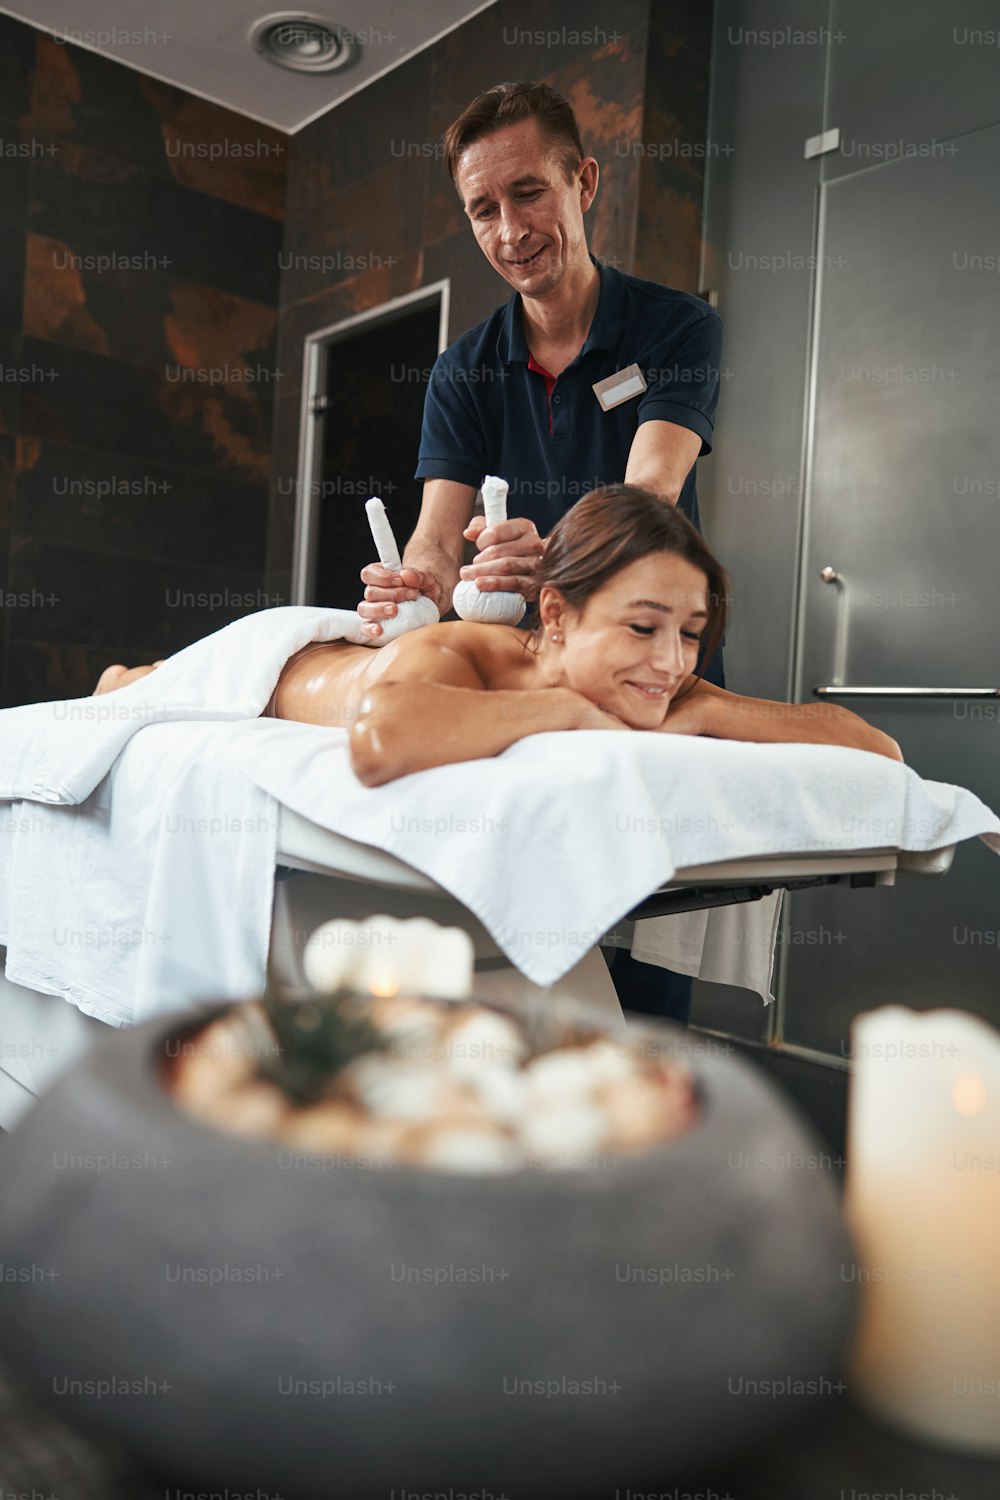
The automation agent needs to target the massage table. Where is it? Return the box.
[267,803,957,1018]
[5,603,993,1130]
[0,808,955,1132]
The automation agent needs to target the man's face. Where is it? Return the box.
[454,117,598,299]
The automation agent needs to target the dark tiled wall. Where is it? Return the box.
[0,16,287,706]
[267,0,713,601]
[635,2,713,290]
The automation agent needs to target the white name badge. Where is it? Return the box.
[592,363,647,411]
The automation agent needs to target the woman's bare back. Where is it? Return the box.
[268,621,540,728]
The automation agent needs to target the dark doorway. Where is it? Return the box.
[293,286,446,608]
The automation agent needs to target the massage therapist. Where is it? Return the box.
[359,81,724,686]
[357,81,727,1021]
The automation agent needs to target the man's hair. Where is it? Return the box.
[441,82,584,188]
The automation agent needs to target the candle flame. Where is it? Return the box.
[368,974,400,999]
[952,1072,987,1117]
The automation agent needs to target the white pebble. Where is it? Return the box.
[418,1127,520,1174]
[445,1012,528,1075]
[377,1015,442,1062]
[341,1057,449,1121]
[467,1064,525,1124]
[521,1100,607,1160]
[523,1048,601,1101]
[579,1040,635,1084]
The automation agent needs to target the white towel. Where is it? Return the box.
[603,899,786,1003]
[249,728,1000,991]
[0,606,371,806]
[2,608,999,1022]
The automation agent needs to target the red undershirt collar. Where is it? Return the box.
[527,352,557,433]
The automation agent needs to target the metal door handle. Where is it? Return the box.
[813,566,999,698]
[813,686,1000,699]
[819,564,849,686]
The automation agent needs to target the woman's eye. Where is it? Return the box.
[629,625,655,636]
[682,631,703,644]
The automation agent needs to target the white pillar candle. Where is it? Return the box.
[452,474,527,627]
[354,914,406,997]
[363,497,440,645]
[844,1005,1000,1453]
[304,915,473,1001]
[302,918,369,993]
[392,917,475,1000]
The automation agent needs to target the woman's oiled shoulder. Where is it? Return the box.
[388,618,535,685]
[434,618,534,649]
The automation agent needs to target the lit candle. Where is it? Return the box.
[304,915,473,1001]
[301,918,368,993]
[844,1005,1000,1453]
[358,914,406,998]
[401,920,475,1000]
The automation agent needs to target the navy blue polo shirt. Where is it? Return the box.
[415,253,723,539]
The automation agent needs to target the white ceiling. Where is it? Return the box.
[0,0,497,132]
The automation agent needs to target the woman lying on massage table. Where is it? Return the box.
[94,484,902,786]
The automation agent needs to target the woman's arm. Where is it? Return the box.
[664,678,904,762]
[349,641,624,787]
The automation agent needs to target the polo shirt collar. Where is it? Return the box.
[497,253,623,365]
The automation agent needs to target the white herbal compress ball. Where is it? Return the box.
[364,496,440,645]
[451,583,526,626]
[452,475,526,626]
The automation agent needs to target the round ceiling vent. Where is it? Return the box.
[249,13,357,73]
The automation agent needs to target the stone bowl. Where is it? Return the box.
[0,998,856,1497]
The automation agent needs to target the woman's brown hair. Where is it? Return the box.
[525,484,730,692]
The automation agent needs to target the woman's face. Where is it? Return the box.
[540,552,711,729]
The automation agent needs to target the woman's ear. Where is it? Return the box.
[536,586,568,634]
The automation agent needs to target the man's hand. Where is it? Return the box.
[358,564,446,639]
[459,515,545,596]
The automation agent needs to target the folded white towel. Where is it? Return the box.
[2,608,999,1022]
